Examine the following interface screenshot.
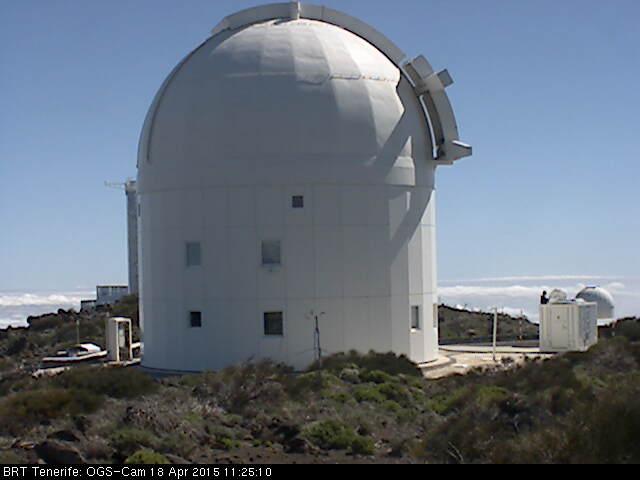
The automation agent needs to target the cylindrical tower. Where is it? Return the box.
[138,2,470,371]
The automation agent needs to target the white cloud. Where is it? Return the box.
[439,285,550,298]
[0,292,91,308]
[441,275,628,284]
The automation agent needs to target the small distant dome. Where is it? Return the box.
[549,289,568,303]
[576,286,615,323]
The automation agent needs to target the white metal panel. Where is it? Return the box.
[368,227,392,297]
[341,186,370,225]
[368,297,391,352]
[257,186,285,226]
[420,225,437,295]
[343,297,371,353]
[342,226,371,298]
[227,228,258,299]
[314,227,344,298]
[313,185,341,226]
[285,299,318,367]
[408,226,424,295]
[203,224,228,299]
[284,227,315,299]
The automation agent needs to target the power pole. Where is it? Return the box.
[308,310,325,367]
[492,307,499,362]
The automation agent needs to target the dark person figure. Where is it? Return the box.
[540,290,549,305]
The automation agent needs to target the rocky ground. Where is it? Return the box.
[0,300,639,464]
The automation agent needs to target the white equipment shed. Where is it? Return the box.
[105,317,133,363]
[539,301,598,353]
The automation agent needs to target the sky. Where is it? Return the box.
[1,1,638,322]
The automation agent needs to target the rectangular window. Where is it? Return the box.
[263,311,284,336]
[186,242,201,267]
[292,195,304,208]
[261,240,281,266]
[411,305,421,330]
[190,311,202,328]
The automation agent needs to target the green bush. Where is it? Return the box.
[617,320,640,342]
[349,435,375,455]
[475,385,510,409]
[377,382,413,407]
[0,449,25,464]
[284,371,333,400]
[6,336,27,356]
[311,350,422,377]
[360,369,394,384]
[27,314,67,332]
[190,361,291,413]
[0,357,14,372]
[354,385,384,403]
[304,419,374,455]
[125,449,169,464]
[110,428,157,458]
[54,367,157,399]
[209,425,239,450]
[382,399,403,413]
[427,386,471,415]
[0,388,101,434]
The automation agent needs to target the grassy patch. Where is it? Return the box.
[427,386,471,415]
[125,449,169,464]
[475,385,511,408]
[110,428,157,458]
[303,419,374,455]
[54,367,157,399]
[311,350,421,377]
[354,385,385,403]
[0,388,102,434]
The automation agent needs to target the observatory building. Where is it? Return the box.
[137,2,471,371]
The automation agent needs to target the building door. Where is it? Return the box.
[549,308,570,350]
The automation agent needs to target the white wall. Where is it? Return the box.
[139,181,438,371]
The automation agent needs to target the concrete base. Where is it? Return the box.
[421,345,555,379]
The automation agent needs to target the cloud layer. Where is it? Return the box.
[439,275,640,323]
[0,290,92,329]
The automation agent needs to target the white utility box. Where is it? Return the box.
[105,317,133,362]
[540,301,598,352]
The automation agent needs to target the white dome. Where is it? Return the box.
[138,17,432,193]
[136,3,470,372]
[576,286,615,322]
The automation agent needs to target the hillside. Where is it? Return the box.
[0,304,639,464]
[438,305,538,342]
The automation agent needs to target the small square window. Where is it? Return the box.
[292,195,304,208]
[261,240,281,265]
[411,305,421,330]
[190,311,202,328]
[263,311,284,336]
[186,242,201,267]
